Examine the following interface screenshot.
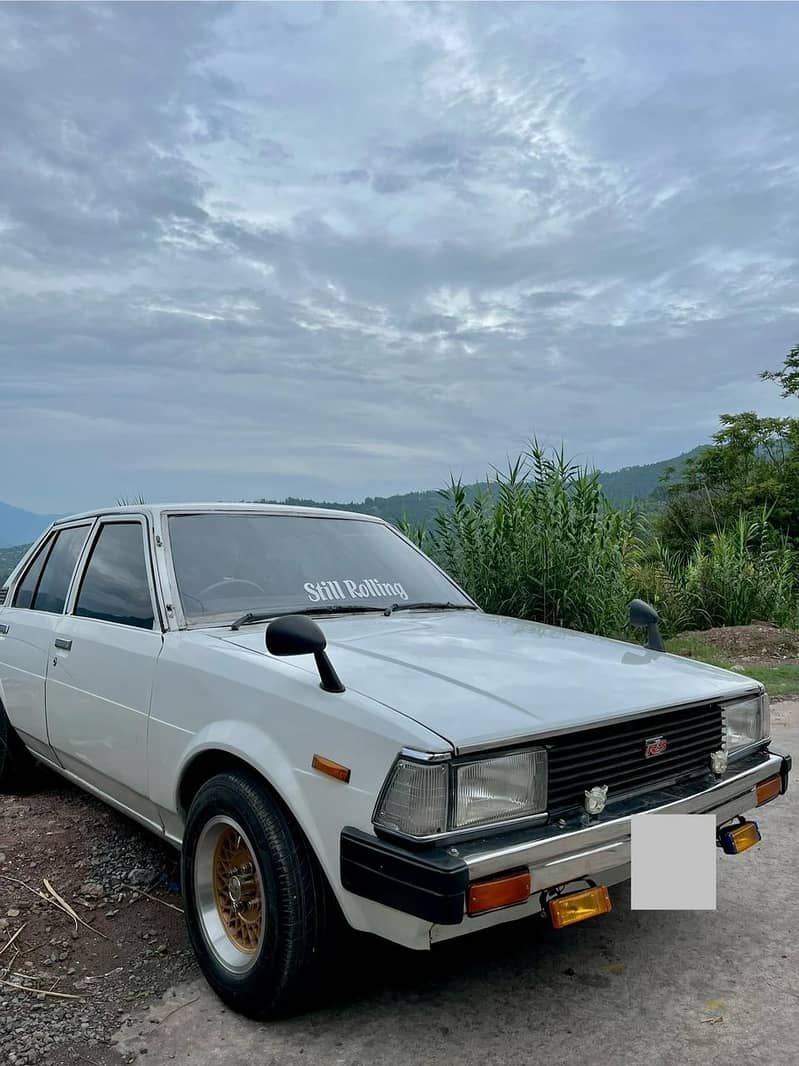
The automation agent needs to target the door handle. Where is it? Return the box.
[54,637,72,651]
[0,623,9,634]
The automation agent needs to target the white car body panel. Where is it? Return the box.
[219,613,757,752]
[0,609,60,759]
[47,614,164,820]
[0,503,777,953]
[44,515,165,821]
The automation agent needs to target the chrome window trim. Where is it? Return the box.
[9,529,57,607]
[65,515,164,633]
[10,519,95,615]
[157,512,185,631]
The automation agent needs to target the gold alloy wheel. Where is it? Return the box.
[212,826,263,953]
[194,815,267,974]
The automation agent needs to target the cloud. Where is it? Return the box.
[1,0,798,511]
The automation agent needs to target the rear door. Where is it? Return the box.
[46,517,164,824]
[0,523,92,759]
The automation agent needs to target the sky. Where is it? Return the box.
[2,1,798,514]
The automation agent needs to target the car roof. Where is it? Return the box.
[53,502,384,526]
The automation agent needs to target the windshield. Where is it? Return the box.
[167,512,472,625]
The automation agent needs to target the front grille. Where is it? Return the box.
[0,588,7,605]
[546,703,724,815]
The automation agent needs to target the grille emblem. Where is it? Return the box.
[644,735,668,759]
[710,750,727,775]
[584,785,608,815]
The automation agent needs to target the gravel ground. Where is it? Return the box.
[0,771,196,1065]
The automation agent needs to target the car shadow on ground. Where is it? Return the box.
[330,906,620,1008]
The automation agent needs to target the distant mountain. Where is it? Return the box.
[262,488,473,528]
[259,447,704,527]
[598,447,704,506]
[0,501,59,549]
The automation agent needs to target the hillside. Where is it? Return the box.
[0,501,58,549]
[598,446,704,505]
[258,447,702,526]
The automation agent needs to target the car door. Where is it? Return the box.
[46,516,164,826]
[0,523,92,760]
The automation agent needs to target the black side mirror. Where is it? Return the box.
[265,615,345,693]
[628,599,665,652]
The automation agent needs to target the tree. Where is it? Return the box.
[761,341,799,397]
[658,342,799,551]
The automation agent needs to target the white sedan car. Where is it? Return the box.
[0,504,791,1017]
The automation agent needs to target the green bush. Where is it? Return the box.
[636,511,798,633]
[628,542,696,637]
[403,443,641,636]
[403,446,799,639]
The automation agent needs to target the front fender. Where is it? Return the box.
[147,631,451,944]
[172,719,368,881]
[167,719,445,947]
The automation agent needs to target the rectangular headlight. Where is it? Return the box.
[723,692,769,754]
[373,748,548,840]
[453,750,547,830]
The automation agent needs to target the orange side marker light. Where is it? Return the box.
[311,754,351,783]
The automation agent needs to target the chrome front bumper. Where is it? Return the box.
[341,746,790,928]
[461,748,788,889]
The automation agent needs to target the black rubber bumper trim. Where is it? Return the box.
[768,749,792,794]
[340,827,468,925]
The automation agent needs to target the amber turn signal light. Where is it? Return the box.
[719,819,761,854]
[467,870,531,916]
[756,775,781,806]
[311,754,351,783]
[549,885,611,929]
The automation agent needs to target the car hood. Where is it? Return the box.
[213,611,759,753]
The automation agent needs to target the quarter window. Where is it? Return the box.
[13,536,55,609]
[74,523,155,630]
[23,526,90,614]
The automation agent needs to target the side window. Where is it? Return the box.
[27,526,90,614]
[75,523,155,630]
[13,536,55,609]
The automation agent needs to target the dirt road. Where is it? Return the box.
[0,774,195,1064]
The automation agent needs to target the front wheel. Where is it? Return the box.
[181,770,330,1018]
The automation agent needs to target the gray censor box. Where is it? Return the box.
[631,814,717,910]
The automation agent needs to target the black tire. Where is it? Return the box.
[181,769,331,1019]
[0,701,38,792]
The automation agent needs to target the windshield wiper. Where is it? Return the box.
[383,601,478,616]
[231,605,387,630]
[231,601,477,629]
